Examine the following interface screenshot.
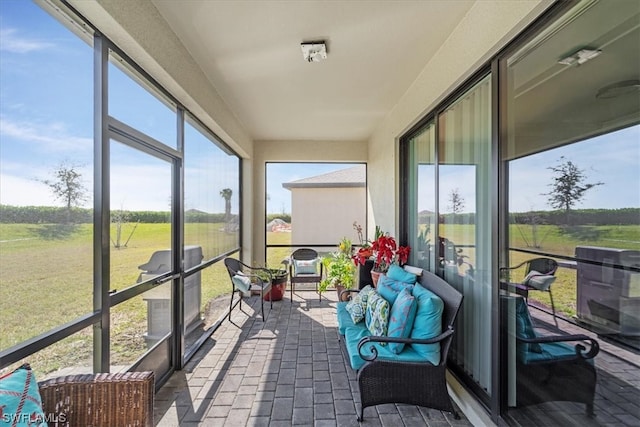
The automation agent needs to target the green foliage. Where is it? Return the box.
[319,237,356,294]
[544,157,603,219]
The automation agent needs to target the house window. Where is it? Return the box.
[502,0,640,422]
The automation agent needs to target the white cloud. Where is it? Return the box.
[0,116,92,152]
[0,28,53,53]
[0,173,57,206]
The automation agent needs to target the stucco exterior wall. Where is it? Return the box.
[366,0,553,239]
[289,187,366,247]
[253,140,367,263]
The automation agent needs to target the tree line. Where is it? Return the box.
[417,208,639,226]
[0,205,232,224]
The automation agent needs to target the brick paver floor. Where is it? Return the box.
[154,290,471,426]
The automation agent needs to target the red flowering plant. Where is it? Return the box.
[352,224,411,273]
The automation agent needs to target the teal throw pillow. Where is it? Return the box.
[294,259,317,274]
[0,364,47,426]
[515,296,543,354]
[232,273,251,293]
[359,285,376,310]
[345,293,366,324]
[387,264,418,284]
[365,292,390,339]
[387,288,418,354]
[410,283,444,361]
[377,275,414,306]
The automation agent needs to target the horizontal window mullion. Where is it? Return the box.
[0,312,100,369]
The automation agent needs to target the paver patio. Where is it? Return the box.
[154,289,640,426]
[154,290,471,426]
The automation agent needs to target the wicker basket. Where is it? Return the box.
[38,371,154,427]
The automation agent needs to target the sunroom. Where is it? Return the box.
[1,0,638,426]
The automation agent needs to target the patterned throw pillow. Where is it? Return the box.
[0,364,47,427]
[365,292,390,338]
[344,285,376,324]
[377,276,414,306]
[387,288,418,354]
[345,296,366,323]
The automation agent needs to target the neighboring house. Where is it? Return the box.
[283,165,366,248]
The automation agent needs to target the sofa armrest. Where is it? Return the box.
[517,333,599,359]
[338,288,360,301]
[357,327,454,362]
[38,371,154,427]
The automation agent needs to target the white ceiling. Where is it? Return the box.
[151,0,475,142]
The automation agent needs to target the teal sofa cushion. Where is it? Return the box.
[344,326,428,370]
[387,288,418,354]
[409,283,443,364]
[336,301,354,335]
[377,275,414,305]
[386,264,418,284]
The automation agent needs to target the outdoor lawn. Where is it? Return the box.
[2,220,637,378]
[0,222,235,377]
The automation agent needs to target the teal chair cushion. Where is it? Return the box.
[515,296,543,354]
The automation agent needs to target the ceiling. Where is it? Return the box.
[151,0,475,142]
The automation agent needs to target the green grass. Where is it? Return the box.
[2,222,637,376]
[0,222,234,377]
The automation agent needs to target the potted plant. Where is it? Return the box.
[319,237,356,301]
[352,225,411,286]
[257,266,288,301]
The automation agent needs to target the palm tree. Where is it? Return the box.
[220,188,233,221]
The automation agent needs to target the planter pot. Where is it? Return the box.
[371,270,382,287]
[264,275,288,301]
[358,259,375,289]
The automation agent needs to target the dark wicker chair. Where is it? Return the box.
[224,258,273,321]
[510,296,599,416]
[289,248,323,301]
[501,257,559,327]
[38,371,154,427]
[354,270,463,421]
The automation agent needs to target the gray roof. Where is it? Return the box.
[282,165,366,189]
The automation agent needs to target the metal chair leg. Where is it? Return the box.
[548,290,558,328]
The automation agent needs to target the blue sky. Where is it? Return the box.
[1,1,639,215]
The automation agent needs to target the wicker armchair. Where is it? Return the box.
[38,371,154,427]
[354,271,463,421]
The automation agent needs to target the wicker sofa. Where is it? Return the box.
[38,371,155,427]
[337,267,463,421]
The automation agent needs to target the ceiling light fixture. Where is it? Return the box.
[596,79,640,99]
[558,48,602,66]
[301,41,327,63]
